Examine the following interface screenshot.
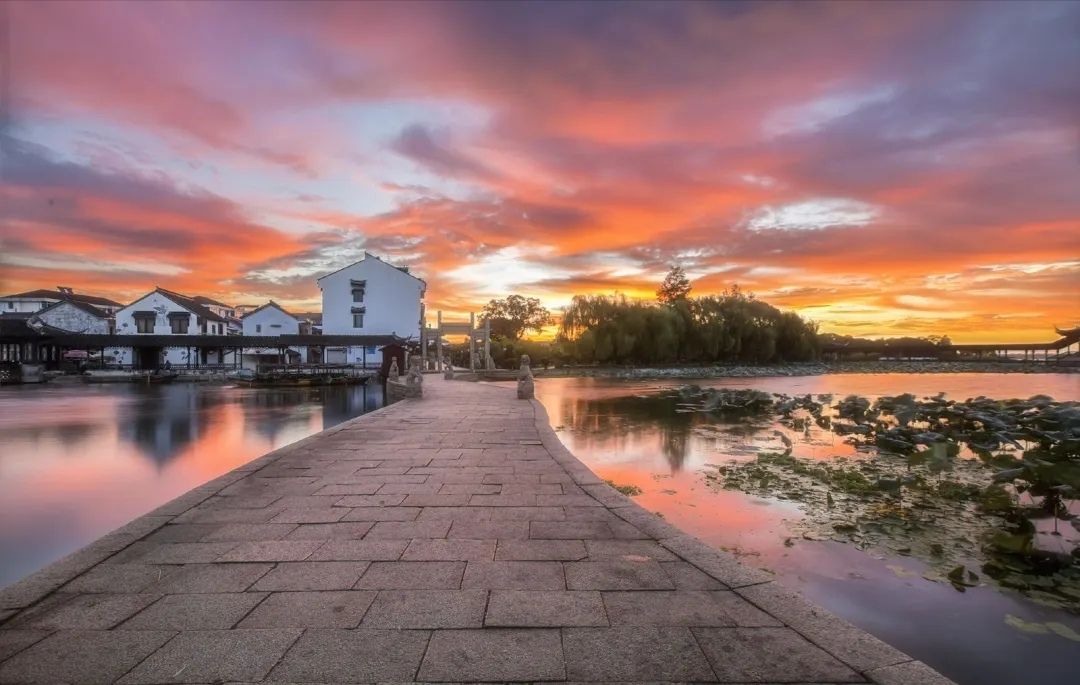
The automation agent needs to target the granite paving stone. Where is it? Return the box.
[693,626,864,683]
[60,562,178,594]
[216,540,323,562]
[361,589,487,628]
[119,592,267,630]
[447,519,530,539]
[531,520,613,539]
[133,541,240,564]
[118,629,300,684]
[563,626,716,682]
[565,559,675,590]
[355,561,465,589]
[268,628,430,683]
[237,590,376,628]
[156,563,273,593]
[462,560,566,589]
[12,592,160,630]
[0,629,175,684]
[402,538,496,561]
[602,590,749,626]
[0,630,51,662]
[200,523,297,542]
[661,560,729,589]
[307,538,408,561]
[484,590,606,627]
[418,628,565,682]
[269,507,348,524]
[282,521,375,539]
[251,561,370,591]
[365,519,452,539]
[341,505,421,521]
[584,539,679,561]
[495,539,588,560]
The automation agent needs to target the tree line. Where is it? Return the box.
[478,266,821,367]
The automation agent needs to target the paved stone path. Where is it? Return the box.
[0,377,954,684]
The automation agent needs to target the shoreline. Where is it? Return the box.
[535,359,1079,379]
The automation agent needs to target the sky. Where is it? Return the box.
[1,0,1077,342]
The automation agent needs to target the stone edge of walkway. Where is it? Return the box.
[0,379,958,685]
[525,388,957,685]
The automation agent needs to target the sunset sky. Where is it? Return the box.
[1,0,1077,342]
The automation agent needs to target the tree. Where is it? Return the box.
[657,265,691,304]
[480,295,552,340]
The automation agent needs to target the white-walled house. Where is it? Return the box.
[242,302,300,336]
[27,300,111,334]
[318,252,425,337]
[112,288,233,366]
[193,296,241,334]
[240,301,305,369]
[317,253,425,367]
[0,288,123,315]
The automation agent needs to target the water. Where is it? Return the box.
[0,381,384,587]
[535,373,1080,685]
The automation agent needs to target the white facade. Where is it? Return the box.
[242,303,300,336]
[0,290,122,315]
[28,301,110,334]
[115,290,229,337]
[317,253,425,338]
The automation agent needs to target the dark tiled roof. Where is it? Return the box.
[153,288,228,322]
[192,295,231,308]
[241,301,298,320]
[2,289,123,308]
[35,299,109,319]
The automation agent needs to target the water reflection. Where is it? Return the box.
[0,382,384,587]
[535,374,1080,685]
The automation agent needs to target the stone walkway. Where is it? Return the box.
[0,377,954,684]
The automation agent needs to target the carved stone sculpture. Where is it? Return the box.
[388,357,399,381]
[406,356,423,386]
[517,354,534,399]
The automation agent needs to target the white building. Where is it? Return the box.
[192,296,242,334]
[0,288,123,315]
[242,301,300,336]
[318,252,425,337]
[317,253,425,366]
[112,288,233,366]
[27,300,111,334]
[240,301,305,369]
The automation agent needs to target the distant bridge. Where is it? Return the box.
[821,326,1080,362]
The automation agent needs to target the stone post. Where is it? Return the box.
[468,312,476,372]
[516,354,534,400]
[484,318,492,370]
[388,356,399,381]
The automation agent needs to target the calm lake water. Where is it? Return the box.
[0,381,384,587]
[535,373,1080,685]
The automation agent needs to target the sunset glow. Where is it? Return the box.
[2,0,1077,342]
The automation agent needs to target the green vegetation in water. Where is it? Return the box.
[605,480,643,496]
[698,389,1080,612]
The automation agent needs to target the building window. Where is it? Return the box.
[256,324,262,333]
[5,302,12,310]
[352,287,365,303]
[136,317,154,333]
[353,313,364,328]
[366,345,378,354]
[169,316,189,334]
